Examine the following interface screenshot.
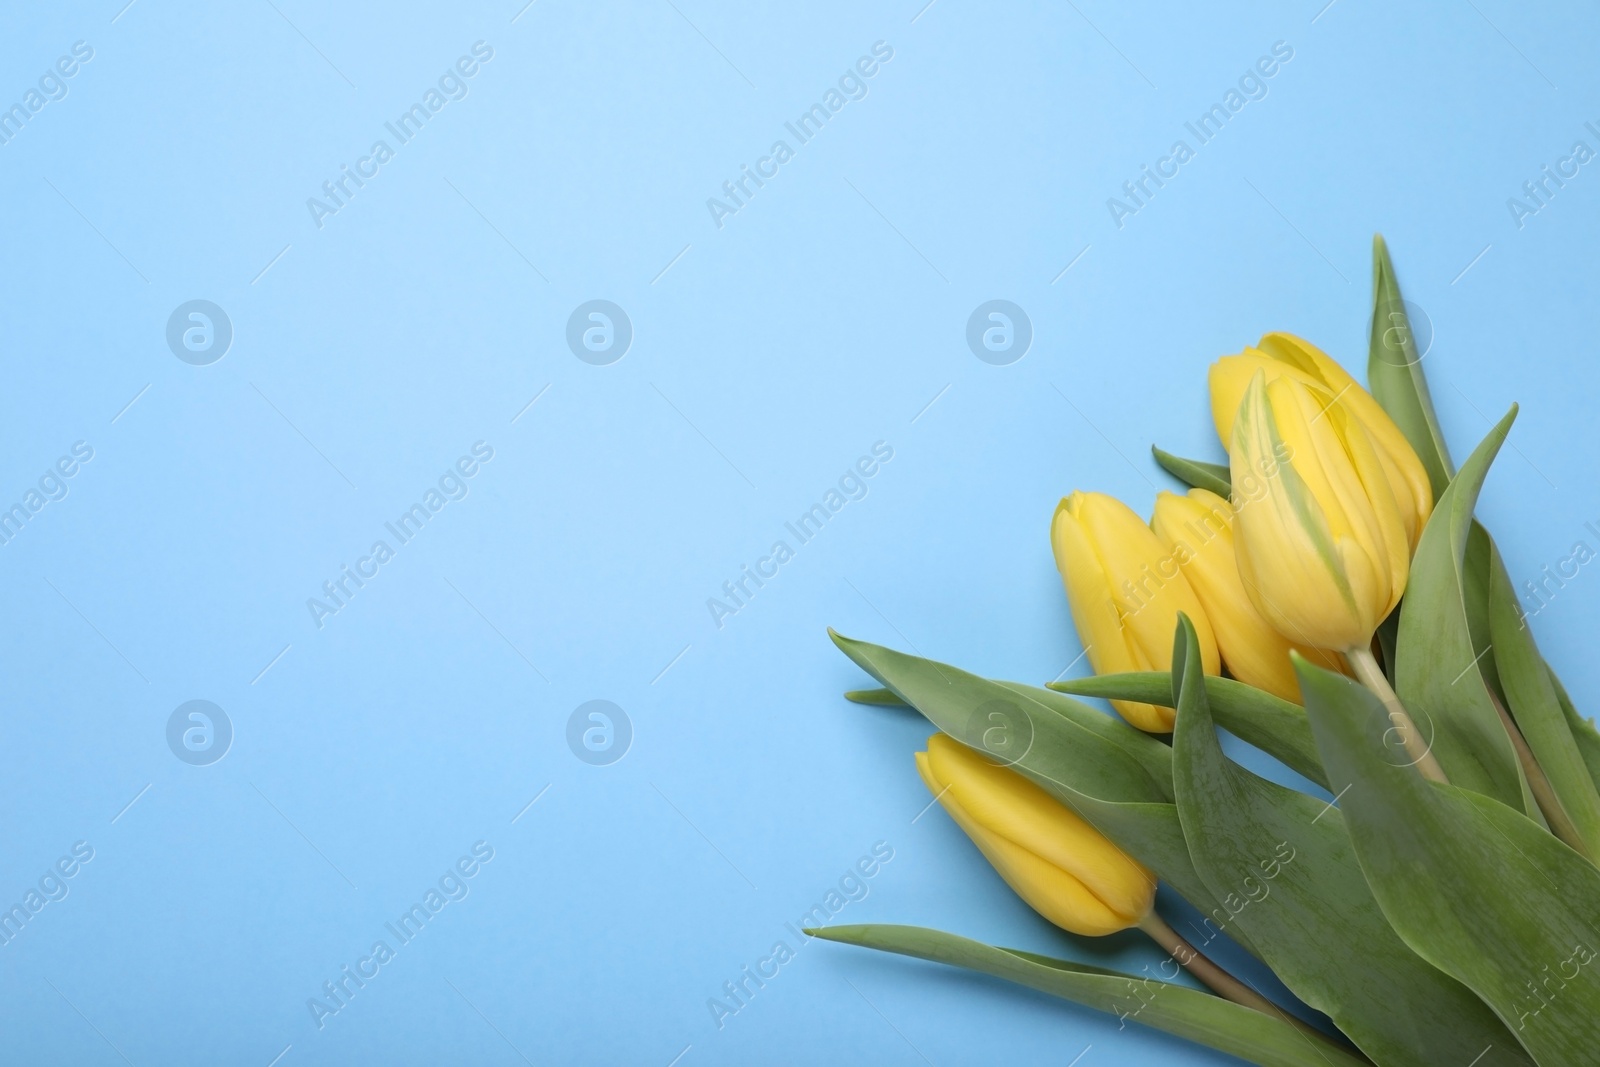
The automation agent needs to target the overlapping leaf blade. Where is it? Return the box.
[1488,540,1600,860]
[1549,668,1600,793]
[1463,522,1509,702]
[1363,236,1596,815]
[1394,409,1533,813]
[1050,672,1326,789]
[1368,233,1454,497]
[810,925,1367,1067]
[1170,618,1532,1066]
[830,631,1262,957]
[1300,659,1600,1065]
[1152,446,1232,497]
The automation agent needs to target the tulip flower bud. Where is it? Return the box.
[1229,371,1410,651]
[1208,333,1432,550]
[915,733,1154,936]
[1051,491,1220,732]
[1151,488,1343,703]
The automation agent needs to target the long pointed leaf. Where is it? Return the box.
[1050,672,1326,789]
[1489,540,1600,860]
[1465,521,1508,702]
[1549,668,1600,793]
[831,632,1173,799]
[1171,618,1532,1066]
[810,924,1367,1067]
[1300,659,1600,1064]
[830,631,1262,957]
[1394,408,1531,813]
[1368,234,1453,496]
[1153,446,1232,497]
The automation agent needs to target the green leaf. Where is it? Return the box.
[1489,541,1600,860]
[1464,522,1509,703]
[1300,658,1600,1065]
[1049,672,1327,790]
[831,630,1172,803]
[1394,408,1532,813]
[830,631,1262,958]
[1549,667,1600,794]
[1368,234,1454,498]
[1374,608,1400,686]
[1152,446,1232,497]
[994,681,1178,791]
[809,925,1368,1067]
[1170,617,1532,1066]
[844,687,909,706]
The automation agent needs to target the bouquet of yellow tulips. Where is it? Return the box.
[820,237,1600,1066]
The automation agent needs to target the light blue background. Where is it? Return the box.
[0,1,1595,1063]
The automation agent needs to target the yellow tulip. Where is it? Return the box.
[1150,488,1344,703]
[1208,332,1432,550]
[1229,371,1410,651]
[915,733,1154,937]
[913,735,1336,1035]
[1051,491,1220,732]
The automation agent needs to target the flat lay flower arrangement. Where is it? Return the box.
[819,237,1600,1066]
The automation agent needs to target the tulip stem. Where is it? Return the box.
[1345,647,1449,784]
[1487,684,1592,860]
[1137,913,1333,1046]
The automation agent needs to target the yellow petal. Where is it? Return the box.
[1259,333,1433,548]
[1073,493,1221,678]
[1209,351,1285,445]
[1209,334,1433,552]
[1052,495,1170,730]
[947,808,1135,936]
[1330,403,1411,620]
[1274,377,1392,638]
[1230,373,1378,650]
[1151,489,1344,702]
[1052,492,1223,731]
[920,735,1154,934]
